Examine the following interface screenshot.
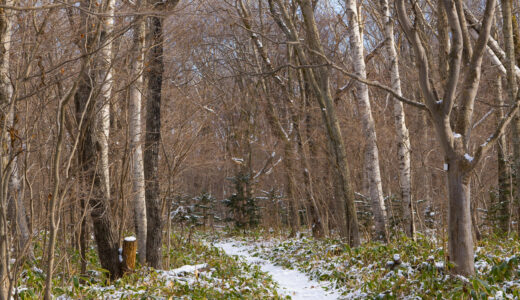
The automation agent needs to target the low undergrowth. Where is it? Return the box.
[12,231,285,299]
[213,231,520,299]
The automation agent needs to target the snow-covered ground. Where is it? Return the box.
[214,241,342,300]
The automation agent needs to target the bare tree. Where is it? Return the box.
[395,0,498,275]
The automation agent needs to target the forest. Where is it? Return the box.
[0,0,519,299]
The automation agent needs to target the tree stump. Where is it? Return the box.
[122,236,137,273]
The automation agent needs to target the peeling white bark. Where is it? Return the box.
[129,7,147,264]
[380,0,414,237]
[95,0,115,204]
[346,0,388,241]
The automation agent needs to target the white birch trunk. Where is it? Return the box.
[346,0,388,241]
[129,8,147,264]
[380,0,414,237]
[95,0,115,203]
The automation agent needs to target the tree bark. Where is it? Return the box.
[496,77,511,232]
[75,68,122,280]
[446,162,474,276]
[380,0,414,238]
[70,0,122,280]
[346,0,388,242]
[144,12,164,269]
[129,2,147,264]
[95,0,114,208]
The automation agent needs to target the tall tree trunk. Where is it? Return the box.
[75,68,122,279]
[95,0,114,208]
[129,4,147,263]
[346,0,388,242]
[292,0,360,245]
[496,76,511,232]
[380,0,414,238]
[446,161,474,275]
[69,0,122,280]
[145,11,164,269]
[501,0,519,232]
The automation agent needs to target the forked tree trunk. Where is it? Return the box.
[145,13,164,269]
[129,4,147,264]
[446,161,474,276]
[346,0,388,242]
[396,0,497,276]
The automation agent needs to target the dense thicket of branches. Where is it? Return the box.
[0,0,519,296]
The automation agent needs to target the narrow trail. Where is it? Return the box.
[214,241,341,300]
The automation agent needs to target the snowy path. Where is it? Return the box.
[214,241,342,300]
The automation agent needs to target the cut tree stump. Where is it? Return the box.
[122,236,137,273]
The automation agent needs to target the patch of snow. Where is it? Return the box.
[344,289,368,299]
[214,241,341,299]
[161,263,207,277]
[453,133,462,138]
[434,261,444,269]
[464,153,474,162]
[124,236,136,242]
